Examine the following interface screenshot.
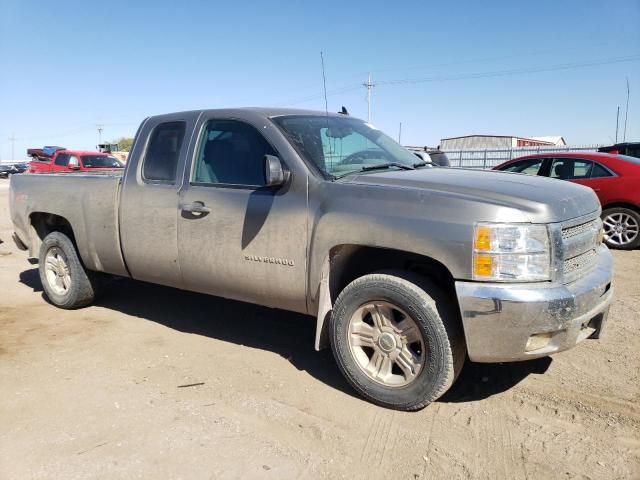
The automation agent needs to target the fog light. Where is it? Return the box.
[525,332,554,352]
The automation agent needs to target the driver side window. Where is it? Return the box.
[193,119,276,187]
[54,154,70,166]
[502,158,544,175]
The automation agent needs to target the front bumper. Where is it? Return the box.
[455,246,613,362]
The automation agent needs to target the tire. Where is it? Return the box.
[601,207,640,250]
[38,231,101,309]
[329,271,465,411]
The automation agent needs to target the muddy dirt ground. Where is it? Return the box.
[0,180,638,479]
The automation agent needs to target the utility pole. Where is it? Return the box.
[96,124,104,145]
[615,106,620,143]
[363,73,375,122]
[623,77,630,142]
[8,133,16,161]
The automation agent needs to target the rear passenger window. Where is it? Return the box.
[143,121,186,182]
[591,163,613,178]
[550,159,592,180]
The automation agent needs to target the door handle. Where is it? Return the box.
[180,201,211,214]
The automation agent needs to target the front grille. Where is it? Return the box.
[561,219,597,240]
[563,249,597,276]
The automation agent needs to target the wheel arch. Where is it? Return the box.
[28,212,77,259]
[601,202,640,214]
[314,244,459,350]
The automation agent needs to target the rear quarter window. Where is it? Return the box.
[142,121,186,183]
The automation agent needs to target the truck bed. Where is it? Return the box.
[10,172,129,277]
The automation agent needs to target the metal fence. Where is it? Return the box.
[442,144,604,169]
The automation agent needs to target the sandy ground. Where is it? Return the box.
[0,179,638,480]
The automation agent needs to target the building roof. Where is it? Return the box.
[531,136,566,145]
[440,134,559,143]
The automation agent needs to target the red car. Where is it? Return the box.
[494,152,640,249]
[27,149,124,174]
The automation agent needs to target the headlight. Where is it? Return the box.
[473,223,551,281]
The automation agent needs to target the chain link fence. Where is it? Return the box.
[442,144,604,169]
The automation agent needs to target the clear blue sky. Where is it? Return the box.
[1,0,639,160]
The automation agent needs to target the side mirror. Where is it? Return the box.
[264,155,288,187]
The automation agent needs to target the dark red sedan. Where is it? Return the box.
[494,152,640,249]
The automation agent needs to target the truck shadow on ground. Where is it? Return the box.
[20,268,551,405]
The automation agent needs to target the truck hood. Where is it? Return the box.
[342,167,600,223]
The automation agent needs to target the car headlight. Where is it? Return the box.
[473,223,551,281]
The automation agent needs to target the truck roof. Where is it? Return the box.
[57,150,113,156]
[147,107,350,122]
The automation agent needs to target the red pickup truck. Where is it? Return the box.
[27,149,124,174]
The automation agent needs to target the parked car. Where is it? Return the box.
[10,108,613,410]
[0,162,28,178]
[27,149,124,174]
[0,163,15,178]
[407,147,451,167]
[493,152,640,249]
[598,142,640,159]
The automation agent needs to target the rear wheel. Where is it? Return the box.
[330,271,465,411]
[38,231,101,309]
[602,207,640,250]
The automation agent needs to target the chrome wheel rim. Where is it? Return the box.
[347,301,425,388]
[44,247,71,295]
[603,212,639,246]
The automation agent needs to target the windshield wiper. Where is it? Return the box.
[360,162,415,172]
[333,162,416,180]
[413,161,430,168]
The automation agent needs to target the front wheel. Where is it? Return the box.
[329,272,465,411]
[38,231,101,309]
[602,207,640,250]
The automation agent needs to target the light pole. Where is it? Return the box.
[363,73,375,122]
[8,133,16,161]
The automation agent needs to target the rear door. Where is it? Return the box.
[176,113,308,313]
[119,113,199,288]
[549,157,616,205]
[568,159,617,205]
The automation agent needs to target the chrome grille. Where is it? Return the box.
[561,219,597,240]
[557,215,601,283]
[563,249,597,276]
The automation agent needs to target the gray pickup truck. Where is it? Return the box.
[9,108,614,410]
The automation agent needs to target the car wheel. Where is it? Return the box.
[329,271,465,411]
[38,231,101,309]
[602,207,640,250]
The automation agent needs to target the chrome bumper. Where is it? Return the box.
[455,246,613,362]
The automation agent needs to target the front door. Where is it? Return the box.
[177,116,308,313]
[50,153,71,172]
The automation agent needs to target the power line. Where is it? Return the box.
[280,53,640,106]
[375,54,640,86]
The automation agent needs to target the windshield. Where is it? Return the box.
[272,115,420,178]
[81,155,123,168]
